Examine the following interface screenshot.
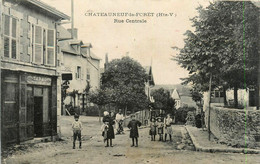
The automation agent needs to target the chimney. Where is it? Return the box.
[67,28,78,39]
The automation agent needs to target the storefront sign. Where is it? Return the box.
[27,75,52,86]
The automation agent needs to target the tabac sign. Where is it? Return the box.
[27,75,52,86]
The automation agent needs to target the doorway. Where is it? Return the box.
[34,97,43,137]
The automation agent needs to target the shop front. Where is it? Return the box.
[1,70,57,146]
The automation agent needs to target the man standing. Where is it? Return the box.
[115,109,124,134]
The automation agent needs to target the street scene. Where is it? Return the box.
[1,0,260,164]
[2,116,260,164]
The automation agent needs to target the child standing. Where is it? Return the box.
[72,114,82,149]
[157,117,164,141]
[103,111,115,147]
[128,115,142,147]
[164,114,173,142]
[149,117,157,141]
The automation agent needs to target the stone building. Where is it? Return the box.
[0,0,69,145]
[58,27,101,115]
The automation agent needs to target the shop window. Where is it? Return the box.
[3,15,18,59]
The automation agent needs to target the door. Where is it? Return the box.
[34,97,43,137]
[1,74,19,144]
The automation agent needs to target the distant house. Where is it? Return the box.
[152,84,197,109]
[171,89,181,109]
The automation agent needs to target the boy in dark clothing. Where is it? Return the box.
[128,115,142,147]
[72,114,82,149]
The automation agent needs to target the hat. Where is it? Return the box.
[104,111,109,116]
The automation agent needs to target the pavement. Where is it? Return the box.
[185,125,260,154]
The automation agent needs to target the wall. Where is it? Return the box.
[88,58,100,91]
[205,105,260,148]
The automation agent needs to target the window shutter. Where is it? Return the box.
[4,15,10,36]
[47,29,55,65]
[4,37,10,57]
[34,26,43,64]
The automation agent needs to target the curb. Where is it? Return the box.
[185,126,260,154]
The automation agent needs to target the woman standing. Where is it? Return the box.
[102,111,115,147]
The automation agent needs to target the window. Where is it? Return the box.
[76,66,81,79]
[3,15,18,59]
[86,68,90,81]
[30,21,55,65]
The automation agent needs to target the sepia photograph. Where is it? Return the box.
[0,0,259,163]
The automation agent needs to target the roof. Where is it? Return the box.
[90,51,101,61]
[57,25,72,40]
[171,89,181,100]
[82,43,93,48]
[152,84,192,96]
[69,40,83,45]
[59,39,83,55]
[24,0,70,20]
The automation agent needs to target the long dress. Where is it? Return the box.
[128,119,142,138]
[103,116,115,139]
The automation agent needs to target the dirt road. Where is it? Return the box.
[2,116,259,164]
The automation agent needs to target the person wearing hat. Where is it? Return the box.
[102,111,115,147]
[72,114,82,149]
[115,109,124,134]
[127,114,142,147]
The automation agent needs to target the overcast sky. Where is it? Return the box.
[43,0,210,85]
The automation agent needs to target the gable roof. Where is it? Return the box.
[171,89,181,100]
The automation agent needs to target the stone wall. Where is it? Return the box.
[205,105,260,148]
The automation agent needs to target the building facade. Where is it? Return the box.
[58,28,101,115]
[1,0,69,145]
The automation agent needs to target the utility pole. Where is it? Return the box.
[71,0,74,39]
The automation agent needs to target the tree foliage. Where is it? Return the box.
[101,56,149,114]
[150,88,176,115]
[175,1,259,107]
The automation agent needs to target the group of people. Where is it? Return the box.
[150,113,174,142]
[71,109,174,149]
[101,109,142,147]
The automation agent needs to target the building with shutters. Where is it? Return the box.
[57,27,101,115]
[0,0,69,146]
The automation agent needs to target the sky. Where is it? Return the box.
[42,0,211,85]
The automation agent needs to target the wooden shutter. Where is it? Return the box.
[47,29,55,65]
[3,15,10,57]
[34,25,43,64]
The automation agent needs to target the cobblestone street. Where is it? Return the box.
[2,116,259,164]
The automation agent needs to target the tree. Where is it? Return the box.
[150,88,176,115]
[101,56,149,115]
[175,1,258,108]
[89,88,112,122]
